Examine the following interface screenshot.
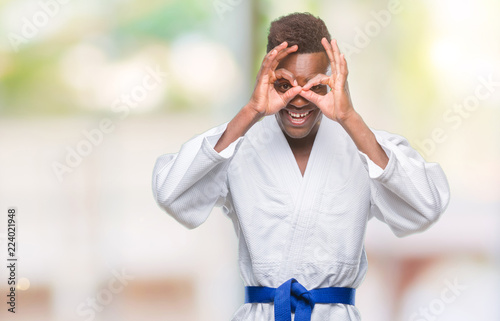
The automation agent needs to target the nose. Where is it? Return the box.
[288,94,309,108]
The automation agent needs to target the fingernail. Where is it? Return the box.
[293,80,298,86]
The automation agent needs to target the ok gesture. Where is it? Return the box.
[248,42,303,117]
[299,38,355,123]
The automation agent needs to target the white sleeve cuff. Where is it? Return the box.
[202,123,244,160]
[357,138,395,181]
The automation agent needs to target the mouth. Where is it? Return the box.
[282,109,315,126]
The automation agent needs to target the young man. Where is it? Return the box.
[152,13,450,321]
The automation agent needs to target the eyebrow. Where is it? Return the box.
[276,69,330,83]
[304,74,327,82]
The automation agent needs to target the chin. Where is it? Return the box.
[282,127,312,139]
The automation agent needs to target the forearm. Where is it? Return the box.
[214,104,263,153]
[339,111,389,169]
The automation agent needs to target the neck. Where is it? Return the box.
[284,119,321,151]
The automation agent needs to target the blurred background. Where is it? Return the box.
[0,0,499,320]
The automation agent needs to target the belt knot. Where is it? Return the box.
[275,278,314,321]
[244,277,356,321]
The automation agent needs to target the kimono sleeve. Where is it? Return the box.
[358,129,451,237]
[152,122,244,229]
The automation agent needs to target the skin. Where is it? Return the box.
[272,52,329,173]
[273,52,328,140]
[214,38,389,176]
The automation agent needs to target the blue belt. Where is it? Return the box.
[245,278,355,321]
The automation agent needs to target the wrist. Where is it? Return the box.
[243,103,265,121]
[337,109,359,127]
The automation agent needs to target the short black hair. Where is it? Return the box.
[266,12,332,54]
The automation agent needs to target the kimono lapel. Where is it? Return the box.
[265,114,327,196]
[263,115,332,281]
[262,116,301,201]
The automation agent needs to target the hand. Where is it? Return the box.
[299,38,355,123]
[248,42,303,116]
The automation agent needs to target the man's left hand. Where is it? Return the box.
[298,38,355,123]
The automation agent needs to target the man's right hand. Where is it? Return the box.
[214,42,300,153]
[248,42,302,116]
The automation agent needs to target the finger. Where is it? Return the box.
[333,53,348,90]
[331,39,342,80]
[281,85,303,105]
[257,49,278,84]
[321,37,337,76]
[276,44,298,61]
[271,45,298,71]
[267,41,289,66]
[271,41,289,52]
[275,68,297,86]
[269,70,276,84]
[299,89,322,105]
[302,73,330,91]
[259,42,289,81]
[339,53,348,79]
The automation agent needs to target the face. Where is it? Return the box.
[274,52,329,140]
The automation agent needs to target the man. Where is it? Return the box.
[152,13,450,321]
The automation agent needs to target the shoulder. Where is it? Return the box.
[369,127,411,147]
[243,115,283,143]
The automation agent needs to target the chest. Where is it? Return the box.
[291,147,312,177]
[226,138,372,268]
[226,115,373,215]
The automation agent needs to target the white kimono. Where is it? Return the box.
[152,114,450,320]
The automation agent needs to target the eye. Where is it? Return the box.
[276,82,292,92]
[311,84,324,91]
